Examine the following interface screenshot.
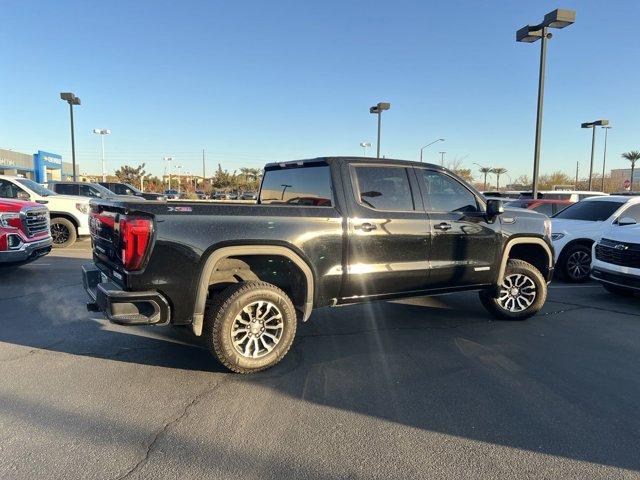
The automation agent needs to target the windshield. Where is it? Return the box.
[553,200,624,221]
[16,178,57,197]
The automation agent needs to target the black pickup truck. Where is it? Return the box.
[83,157,554,373]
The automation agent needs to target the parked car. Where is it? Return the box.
[210,190,227,200]
[551,195,640,282]
[240,191,258,200]
[505,198,573,217]
[591,222,640,296]
[0,175,90,248]
[99,182,165,201]
[47,181,137,200]
[194,190,208,200]
[163,189,185,200]
[519,190,608,202]
[0,198,52,267]
[84,156,554,374]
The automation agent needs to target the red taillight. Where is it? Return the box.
[0,233,7,252]
[119,216,152,271]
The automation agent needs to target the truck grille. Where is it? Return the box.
[595,238,640,269]
[22,207,50,237]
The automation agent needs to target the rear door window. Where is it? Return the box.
[55,184,79,195]
[352,166,414,211]
[260,164,333,206]
[0,179,21,198]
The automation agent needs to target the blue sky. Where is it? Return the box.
[1,0,639,182]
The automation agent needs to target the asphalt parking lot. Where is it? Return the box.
[1,241,639,480]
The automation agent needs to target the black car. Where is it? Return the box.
[84,156,554,374]
[48,181,127,199]
[99,182,165,201]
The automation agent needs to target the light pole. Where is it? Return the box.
[92,129,111,182]
[439,151,446,167]
[176,165,183,194]
[601,125,612,192]
[581,119,609,191]
[60,92,81,181]
[419,138,444,162]
[360,142,371,157]
[164,156,173,189]
[517,9,576,199]
[369,102,391,158]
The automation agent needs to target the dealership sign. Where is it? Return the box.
[0,158,16,166]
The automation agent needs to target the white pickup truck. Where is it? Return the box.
[0,175,90,247]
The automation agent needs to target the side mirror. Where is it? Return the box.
[16,191,30,200]
[486,199,504,218]
[618,216,637,226]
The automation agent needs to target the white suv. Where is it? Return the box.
[0,175,90,247]
[551,195,640,282]
[591,222,640,296]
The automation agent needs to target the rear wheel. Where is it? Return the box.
[561,244,591,282]
[480,259,547,320]
[50,217,77,248]
[203,281,297,374]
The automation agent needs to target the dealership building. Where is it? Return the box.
[0,148,77,182]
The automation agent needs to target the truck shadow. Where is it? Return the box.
[2,254,640,472]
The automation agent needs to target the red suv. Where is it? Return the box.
[0,199,52,267]
[505,199,573,217]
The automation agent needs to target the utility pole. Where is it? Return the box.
[601,125,611,192]
[575,161,579,187]
[439,151,446,167]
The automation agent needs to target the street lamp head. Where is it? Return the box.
[360,142,371,148]
[370,102,391,114]
[60,92,81,105]
[93,128,111,135]
[582,119,609,128]
[543,9,576,29]
[516,26,542,43]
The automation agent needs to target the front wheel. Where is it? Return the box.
[203,281,297,374]
[561,244,591,282]
[50,217,77,248]
[479,259,547,320]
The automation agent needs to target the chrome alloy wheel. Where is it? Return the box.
[497,273,537,313]
[230,300,284,359]
[566,250,591,280]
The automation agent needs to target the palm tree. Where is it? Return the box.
[479,167,492,190]
[621,151,640,190]
[490,167,508,190]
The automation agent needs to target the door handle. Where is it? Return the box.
[354,222,377,232]
[434,222,452,231]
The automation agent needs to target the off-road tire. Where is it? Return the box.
[203,281,297,374]
[560,244,591,282]
[479,259,547,320]
[601,283,636,297]
[50,217,77,248]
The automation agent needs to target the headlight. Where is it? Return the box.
[76,203,89,214]
[551,233,565,241]
[0,212,21,228]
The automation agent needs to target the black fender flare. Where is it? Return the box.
[497,237,553,284]
[191,245,315,336]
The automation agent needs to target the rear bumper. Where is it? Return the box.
[0,237,53,264]
[591,267,640,292]
[82,264,171,325]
